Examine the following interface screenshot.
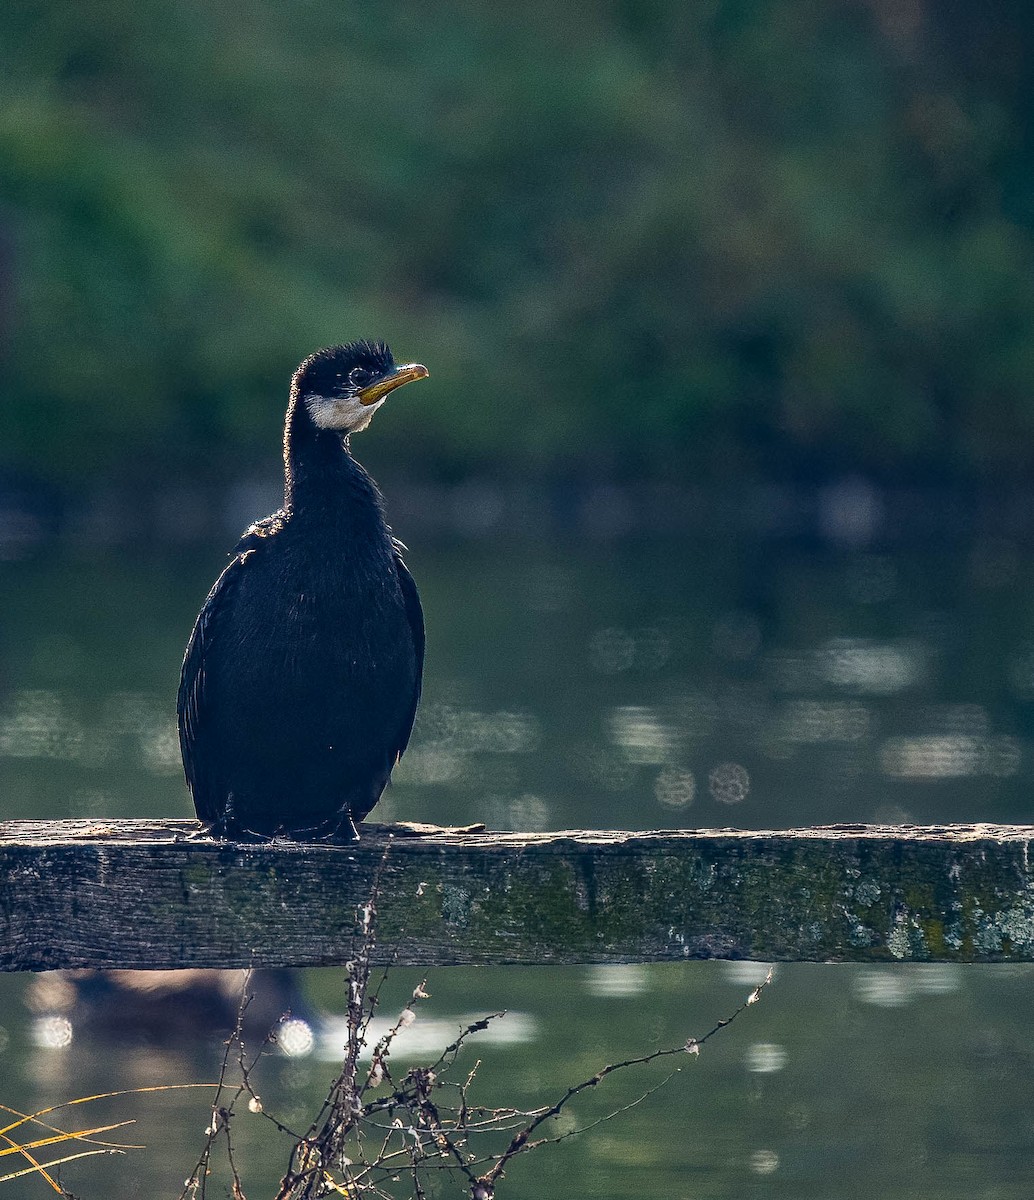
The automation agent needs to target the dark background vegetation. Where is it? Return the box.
[3,1,1034,497]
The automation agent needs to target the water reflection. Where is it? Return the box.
[0,689,84,760]
[2,958,1034,1198]
[609,706,676,764]
[315,1011,537,1062]
[0,688,180,775]
[749,1148,781,1174]
[774,699,872,744]
[721,962,777,988]
[818,637,926,694]
[853,965,963,1007]
[3,531,1034,1197]
[584,966,649,998]
[3,536,1034,828]
[744,1042,788,1073]
[880,735,1021,780]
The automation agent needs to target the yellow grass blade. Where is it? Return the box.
[0,1131,62,1193]
[0,1148,122,1185]
[0,1120,141,1157]
[0,1083,215,1139]
[0,1084,215,1191]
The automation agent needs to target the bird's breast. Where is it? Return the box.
[224,537,411,688]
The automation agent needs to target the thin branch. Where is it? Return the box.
[475,969,774,1193]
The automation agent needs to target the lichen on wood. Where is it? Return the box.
[2,820,1034,971]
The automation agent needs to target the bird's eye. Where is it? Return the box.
[349,367,374,388]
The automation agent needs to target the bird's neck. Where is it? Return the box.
[283,399,385,528]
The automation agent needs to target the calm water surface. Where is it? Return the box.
[1,527,1033,1197]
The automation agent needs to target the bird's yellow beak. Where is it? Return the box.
[358,362,429,406]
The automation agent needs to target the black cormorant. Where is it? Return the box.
[177,341,428,840]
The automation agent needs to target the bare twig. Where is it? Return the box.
[174,843,774,1200]
[472,969,775,1196]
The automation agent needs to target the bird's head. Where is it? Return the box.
[292,341,429,435]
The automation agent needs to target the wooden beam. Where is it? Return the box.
[2,819,1034,971]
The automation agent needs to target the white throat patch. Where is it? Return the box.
[304,392,385,434]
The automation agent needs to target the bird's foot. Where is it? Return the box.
[181,816,271,844]
[317,813,361,844]
[182,795,252,842]
[181,820,227,842]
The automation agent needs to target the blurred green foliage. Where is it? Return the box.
[2,0,1034,488]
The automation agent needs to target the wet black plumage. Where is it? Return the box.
[177,341,427,839]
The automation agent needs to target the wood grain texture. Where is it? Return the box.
[3,820,1034,970]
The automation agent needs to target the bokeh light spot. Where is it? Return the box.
[278,1018,315,1058]
[31,1015,73,1050]
[654,766,696,809]
[708,761,751,805]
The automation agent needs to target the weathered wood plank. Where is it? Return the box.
[2,819,1034,970]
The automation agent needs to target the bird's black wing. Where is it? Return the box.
[392,539,425,763]
[177,515,283,822]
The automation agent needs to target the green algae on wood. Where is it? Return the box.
[2,820,1034,970]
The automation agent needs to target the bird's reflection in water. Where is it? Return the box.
[25,968,312,1046]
